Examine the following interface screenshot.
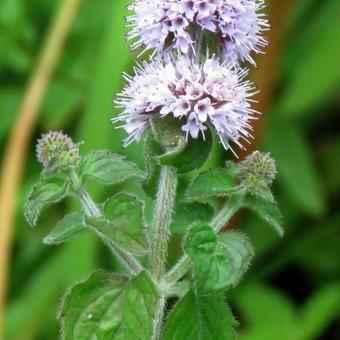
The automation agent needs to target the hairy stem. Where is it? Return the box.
[150,166,178,340]
[152,296,166,340]
[70,170,141,274]
[164,201,241,286]
[150,166,178,279]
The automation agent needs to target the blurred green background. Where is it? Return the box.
[0,0,339,339]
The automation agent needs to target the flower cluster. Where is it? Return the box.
[239,151,277,186]
[36,131,80,170]
[127,0,268,65]
[113,56,257,153]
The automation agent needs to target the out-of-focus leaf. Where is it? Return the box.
[60,270,158,340]
[264,120,325,216]
[277,0,340,118]
[24,175,70,226]
[295,282,340,340]
[163,290,236,340]
[43,212,86,245]
[78,150,144,186]
[185,224,254,292]
[234,283,295,340]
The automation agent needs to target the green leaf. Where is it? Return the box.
[43,212,87,245]
[150,116,213,174]
[78,150,145,186]
[151,115,185,150]
[87,193,149,254]
[24,176,70,226]
[160,128,213,174]
[170,202,214,235]
[60,270,159,340]
[185,224,254,292]
[163,290,236,340]
[243,191,284,237]
[264,120,325,216]
[187,168,239,200]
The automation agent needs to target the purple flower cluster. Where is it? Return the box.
[114,0,268,153]
[127,0,268,64]
[113,56,257,153]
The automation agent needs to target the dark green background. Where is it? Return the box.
[1,0,339,339]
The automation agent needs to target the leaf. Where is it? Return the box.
[78,149,145,186]
[187,168,239,200]
[185,224,254,292]
[160,128,213,174]
[151,115,185,150]
[43,212,87,245]
[163,290,236,340]
[60,270,159,340]
[170,202,214,235]
[277,0,340,118]
[87,193,149,254]
[150,116,213,174]
[24,176,70,226]
[243,191,284,237]
[264,120,325,216]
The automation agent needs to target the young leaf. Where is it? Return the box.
[86,193,149,254]
[78,149,145,186]
[185,224,254,292]
[187,168,239,200]
[243,191,284,237]
[60,270,159,340]
[160,129,213,174]
[150,116,213,174]
[25,176,70,226]
[163,290,236,340]
[43,212,87,245]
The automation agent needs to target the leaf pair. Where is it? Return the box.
[187,167,284,236]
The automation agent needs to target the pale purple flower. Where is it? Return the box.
[127,0,269,65]
[112,56,258,154]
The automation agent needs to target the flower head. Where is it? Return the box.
[36,131,80,170]
[239,151,277,187]
[113,55,257,154]
[127,0,268,65]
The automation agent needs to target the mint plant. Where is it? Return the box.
[25,1,283,339]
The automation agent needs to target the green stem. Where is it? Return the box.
[70,170,141,274]
[164,201,241,286]
[150,165,178,340]
[150,166,178,279]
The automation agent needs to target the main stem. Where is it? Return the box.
[150,165,178,340]
[150,166,178,279]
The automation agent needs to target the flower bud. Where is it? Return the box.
[36,131,80,171]
[239,151,277,188]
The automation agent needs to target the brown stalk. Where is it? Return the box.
[0,0,82,335]
[239,0,293,159]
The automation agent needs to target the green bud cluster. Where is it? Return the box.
[239,151,277,189]
[36,131,80,171]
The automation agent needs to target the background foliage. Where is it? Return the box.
[0,0,339,339]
